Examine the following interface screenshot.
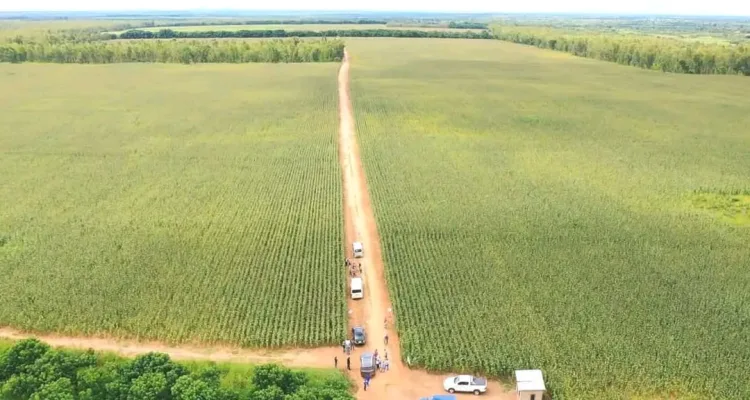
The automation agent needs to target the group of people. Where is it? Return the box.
[374,348,390,372]
[334,355,351,370]
[345,257,362,277]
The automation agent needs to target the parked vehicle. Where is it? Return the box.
[352,326,366,345]
[419,395,457,400]
[353,241,364,258]
[350,277,363,299]
[443,375,488,395]
[360,352,377,378]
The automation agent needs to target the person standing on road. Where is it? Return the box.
[384,333,388,345]
[347,356,351,370]
[334,356,338,368]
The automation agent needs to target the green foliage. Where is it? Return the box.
[0,63,345,347]
[0,38,345,64]
[119,353,188,388]
[30,378,75,400]
[250,364,307,395]
[492,25,750,75]
[127,372,169,400]
[347,38,750,399]
[0,339,352,400]
[171,375,217,400]
[116,28,492,40]
[0,339,50,380]
[448,21,488,29]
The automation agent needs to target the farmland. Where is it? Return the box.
[107,23,484,34]
[347,38,750,399]
[0,62,345,347]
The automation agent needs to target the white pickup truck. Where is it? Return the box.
[443,375,488,395]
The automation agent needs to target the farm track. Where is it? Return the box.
[0,49,513,400]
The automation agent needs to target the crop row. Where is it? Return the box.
[0,62,347,347]
[348,38,750,399]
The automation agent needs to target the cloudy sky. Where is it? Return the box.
[1,0,749,16]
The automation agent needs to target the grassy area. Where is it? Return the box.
[347,38,750,399]
[107,23,482,34]
[0,63,345,347]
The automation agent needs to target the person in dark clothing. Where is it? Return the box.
[334,356,338,368]
[347,356,351,370]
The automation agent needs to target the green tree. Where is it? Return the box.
[127,372,169,400]
[248,385,284,400]
[250,364,306,395]
[0,339,50,380]
[171,375,218,400]
[120,353,188,388]
[30,377,75,400]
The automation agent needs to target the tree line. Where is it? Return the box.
[116,28,493,40]
[0,38,345,64]
[136,19,388,29]
[447,21,489,29]
[0,338,353,400]
[492,25,750,76]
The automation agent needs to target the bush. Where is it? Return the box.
[0,339,353,400]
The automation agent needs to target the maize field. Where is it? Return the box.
[0,63,346,347]
[348,38,750,399]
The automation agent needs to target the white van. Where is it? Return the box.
[353,242,364,258]
[350,277,363,299]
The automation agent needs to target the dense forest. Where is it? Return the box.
[0,339,353,399]
[0,38,345,63]
[493,25,750,75]
[115,28,493,40]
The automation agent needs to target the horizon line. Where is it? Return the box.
[2,9,750,17]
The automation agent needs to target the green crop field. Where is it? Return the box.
[347,38,750,399]
[0,63,345,347]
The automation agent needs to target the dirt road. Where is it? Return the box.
[0,327,342,367]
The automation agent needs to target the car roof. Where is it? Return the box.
[353,326,364,331]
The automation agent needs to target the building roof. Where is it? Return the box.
[515,369,546,392]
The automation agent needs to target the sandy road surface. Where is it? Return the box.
[336,48,515,400]
[0,327,343,367]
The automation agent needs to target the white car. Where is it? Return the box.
[443,375,488,395]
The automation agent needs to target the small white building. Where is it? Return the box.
[515,370,546,400]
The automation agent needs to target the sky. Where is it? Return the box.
[1,0,749,16]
